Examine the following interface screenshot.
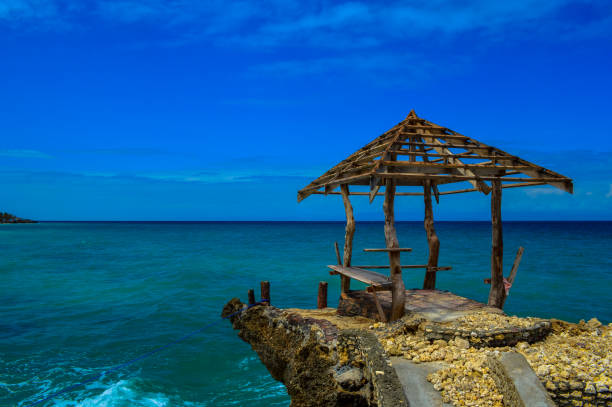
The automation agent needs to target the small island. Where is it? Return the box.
[0,212,37,223]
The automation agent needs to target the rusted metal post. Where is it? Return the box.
[317,281,328,309]
[247,289,255,305]
[260,281,270,305]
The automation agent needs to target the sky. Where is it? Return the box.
[0,0,611,221]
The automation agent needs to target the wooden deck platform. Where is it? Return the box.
[338,289,503,322]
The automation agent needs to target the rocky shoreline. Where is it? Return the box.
[223,298,611,407]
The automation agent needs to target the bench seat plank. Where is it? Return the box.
[328,265,392,289]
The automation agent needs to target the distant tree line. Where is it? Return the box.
[0,212,36,223]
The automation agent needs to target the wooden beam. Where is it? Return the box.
[421,120,573,194]
[488,179,505,309]
[383,179,405,321]
[399,141,482,149]
[382,161,533,171]
[394,151,498,159]
[423,180,440,289]
[353,265,452,270]
[340,184,355,293]
[312,191,424,196]
[369,175,381,203]
[363,248,412,252]
[378,173,569,183]
[501,246,524,307]
[261,281,270,305]
[318,282,328,309]
[421,135,491,194]
[371,286,387,322]
[438,182,548,195]
[507,246,524,286]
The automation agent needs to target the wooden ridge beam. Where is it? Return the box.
[394,151,508,159]
[381,161,533,171]
[378,173,570,183]
[311,191,424,196]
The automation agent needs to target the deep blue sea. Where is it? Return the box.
[1,221,610,406]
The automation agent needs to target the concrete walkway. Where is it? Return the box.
[390,353,554,407]
[390,358,453,407]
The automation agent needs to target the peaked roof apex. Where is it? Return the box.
[406,109,418,120]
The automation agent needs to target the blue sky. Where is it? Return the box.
[1,0,611,220]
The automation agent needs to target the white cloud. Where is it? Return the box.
[1,0,610,49]
[0,149,52,158]
[525,187,565,197]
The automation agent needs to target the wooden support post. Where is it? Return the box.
[371,285,387,323]
[261,281,270,305]
[334,242,342,265]
[488,179,505,309]
[423,180,440,290]
[384,179,405,321]
[248,289,255,305]
[501,246,524,307]
[340,184,355,293]
[317,282,328,309]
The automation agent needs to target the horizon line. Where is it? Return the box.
[28,219,612,223]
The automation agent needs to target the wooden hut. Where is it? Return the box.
[298,110,573,321]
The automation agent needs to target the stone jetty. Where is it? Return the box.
[223,290,611,407]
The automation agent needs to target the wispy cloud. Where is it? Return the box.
[63,147,195,158]
[0,149,52,158]
[1,0,610,48]
[606,184,612,198]
[525,187,565,197]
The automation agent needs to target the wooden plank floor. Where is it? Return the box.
[338,289,503,322]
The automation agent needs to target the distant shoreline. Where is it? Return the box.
[0,212,37,224]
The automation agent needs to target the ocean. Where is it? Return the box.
[1,221,610,406]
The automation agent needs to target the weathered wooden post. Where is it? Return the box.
[488,179,505,308]
[423,180,440,289]
[317,282,328,309]
[248,289,255,306]
[261,281,270,305]
[340,184,355,293]
[383,179,405,321]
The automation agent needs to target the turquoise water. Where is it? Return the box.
[1,221,611,406]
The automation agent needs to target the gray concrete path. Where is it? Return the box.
[390,357,453,407]
[499,352,556,407]
[390,353,554,407]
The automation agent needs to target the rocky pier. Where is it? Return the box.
[223,290,611,407]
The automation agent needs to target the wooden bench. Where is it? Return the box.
[328,265,393,292]
[328,264,391,321]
